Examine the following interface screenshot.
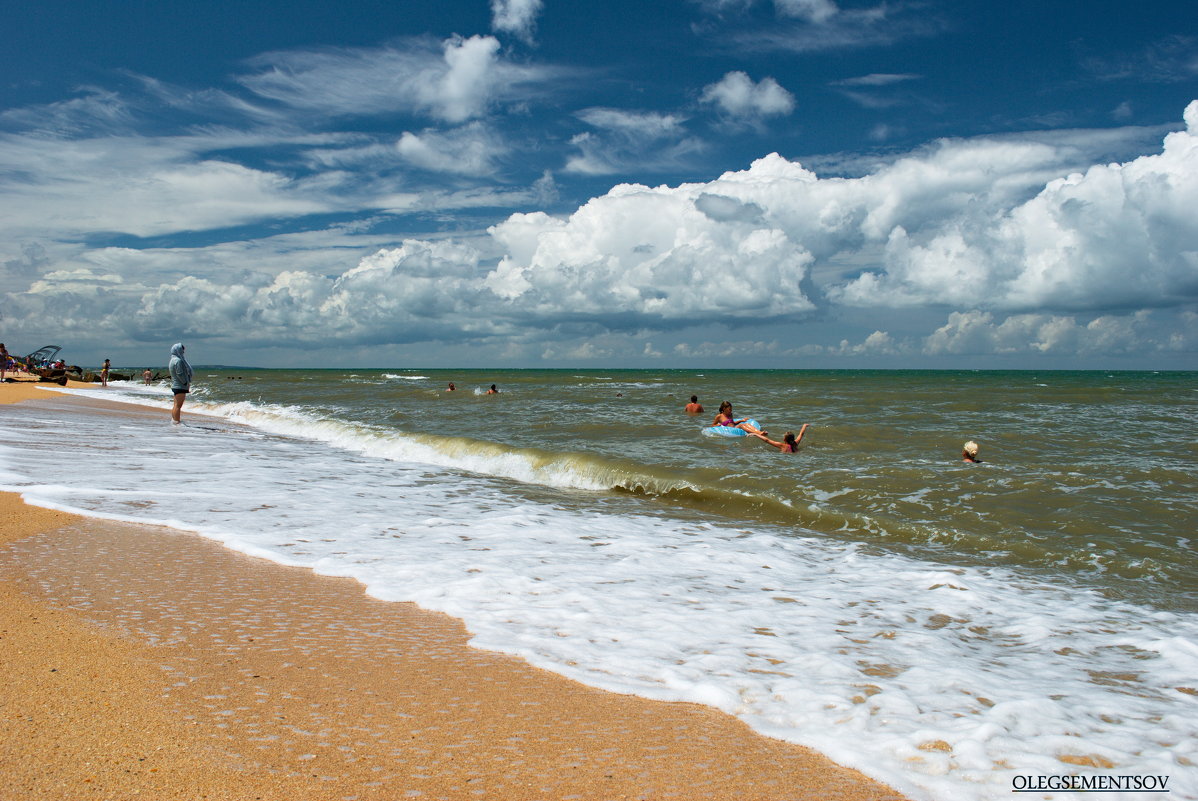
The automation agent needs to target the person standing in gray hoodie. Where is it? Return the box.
[168,342,193,423]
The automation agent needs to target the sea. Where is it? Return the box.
[1,368,1195,800]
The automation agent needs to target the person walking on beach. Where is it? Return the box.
[685,395,704,414]
[168,343,193,424]
[100,358,111,387]
[753,424,810,453]
[0,343,8,382]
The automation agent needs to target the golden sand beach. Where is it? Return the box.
[0,380,907,800]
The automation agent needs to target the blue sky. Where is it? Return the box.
[2,0,1196,368]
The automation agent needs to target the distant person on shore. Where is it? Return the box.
[143,368,153,385]
[100,358,111,387]
[753,424,809,453]
[168,343,193,424]
[963,441,981,463]
[712,401,765,435]
[486,384,499,395]
[0,343,8,382]
[447,382,456,392]
[685,395,704,414]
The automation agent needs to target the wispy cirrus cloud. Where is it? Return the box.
[689,0,837,20]
[575,108,690,138]
[773,0,839,23]
[711,2,946,54]
[832,73,921,88]
[0,131,344,239]
[829,74,922,110]
[1081,35,1198,84]
[0,117,532,243]
[396,122,508,175]
[0,87,140,136]
[237,35,564,123]
[0,31,575,243]
[564,108,705,175]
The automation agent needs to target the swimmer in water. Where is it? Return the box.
[963,440,981,463]
[753,424,809,453]
[712,401,765,435]
[447,382,456,392]
[486,384,499,395]
[684,395,704,414]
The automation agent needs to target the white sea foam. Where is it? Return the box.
[32,386,631,492]
[2,391,1195,801]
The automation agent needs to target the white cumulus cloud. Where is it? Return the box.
[119,239,500,346]
[491,0,544,44]
[485,172,815,321]
[700,71,796,119]
[923,309,1162,356]
[833,100,1198,311]
[830,329,901,356]
[6,102,1197,365]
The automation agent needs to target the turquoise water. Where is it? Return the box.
[190,368,1198,612]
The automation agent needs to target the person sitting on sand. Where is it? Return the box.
[712,401,765,435]
[963,441,981,463]
[486,384,499,395]
[684,395,704,414]
[753,424,809,453]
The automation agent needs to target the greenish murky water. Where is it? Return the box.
[185,368,1197,612]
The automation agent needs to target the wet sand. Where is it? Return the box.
[0,384,908,800]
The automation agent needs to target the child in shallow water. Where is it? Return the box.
[753,424,809,453]
[712,401,764,435]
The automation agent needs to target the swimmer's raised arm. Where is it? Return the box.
[755,423,809,453]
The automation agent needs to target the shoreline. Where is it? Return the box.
[0,384,908,800]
